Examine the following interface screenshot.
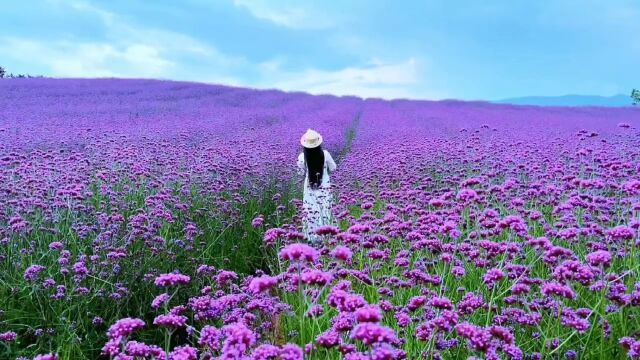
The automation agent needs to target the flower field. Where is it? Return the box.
[1,78,640,359]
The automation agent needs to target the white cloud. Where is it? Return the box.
[1,37,174,77]
[255,57,447,100]
[2,1,446,100]
[1,0,245,80]
[233,0,336,29]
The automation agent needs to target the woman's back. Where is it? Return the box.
[297,150,336,189]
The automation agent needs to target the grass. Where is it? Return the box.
[275,169,638,359]
[0,174,301,359]
[1,113,361,359]
[2,170,637,358]
[3,120,638,359]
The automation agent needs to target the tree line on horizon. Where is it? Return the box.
[0,65,43,79]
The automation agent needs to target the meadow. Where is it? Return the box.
[0,78,639,359]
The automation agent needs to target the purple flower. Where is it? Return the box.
[541,282,576,300]
[483,268,505,287]
[248,275,278,294]
[251,216,264,228]
[451,266,466,278]
[561,308,590,333]
[316,225,340,236]
[24,264,46,281]
[8,215,30,233]
[623,180,640,195]
[407,296,427,312]
[457,188,478,201]
[222,322,256,357]
[199,325,222,351]
[331,245,353,262]
[347,223,372,234]
[93,317,104,326]
[620,337,640,358]
[328,289,367,312]
[73,261,89,276]
[216,270,239,286]
[332,312,356,332]
[152,293,171,309]
[196,265,216,275]
[307,304,325,318]
[350,323,398,346]
[153,314,188,328]
[301,270,332,286]
[429,296,454,310]
[279,243,319,263]
[169,345,198,360]
[125,341,164,358]
[264,228,286,246]
[6,72,640,360]
[553,260,595,285]
[455,322,492,352]
[107,318,145,339]
[33,354,59,360]
[0,331,17,342]
[316,330,341,348]
[251,344,280,360]
[395,312,411,328]
[48,241,64,250]
[154,273,191,287]
[355,305,383,323]
[608,225,635,241]
[279,343,304,360]
[433,310,459,331]
[586,250,612,267]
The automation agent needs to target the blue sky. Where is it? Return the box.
[1,0,639,100]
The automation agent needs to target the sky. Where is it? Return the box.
[0,0,639,101]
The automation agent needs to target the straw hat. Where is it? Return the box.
[300,129,323,148]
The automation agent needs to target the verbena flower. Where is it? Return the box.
[279,243,319,263]
[154,273,191,287]
[107,318,145,339]
[248,275,278,294]
[24,264,46,281]
[350,323,398,346]
[151,293,171,309]
[0,331,17,342]
[153,314,188,328]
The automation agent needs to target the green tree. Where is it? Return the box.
[632,89,640,105]
[0,66,5,78]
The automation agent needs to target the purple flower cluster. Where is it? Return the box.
[279,243,319,263]
[0,331,17,342]
[154,273,191,287]
[24,265,46,281]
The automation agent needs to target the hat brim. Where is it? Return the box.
[301,135,323,148]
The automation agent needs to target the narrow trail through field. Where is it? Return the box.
[335,110,362,165]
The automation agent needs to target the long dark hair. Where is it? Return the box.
[304,146,324,189]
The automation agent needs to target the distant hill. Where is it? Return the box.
[496,94,633,107]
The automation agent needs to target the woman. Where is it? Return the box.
[297,129,337,244]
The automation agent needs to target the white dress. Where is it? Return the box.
[297,150,337,244]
